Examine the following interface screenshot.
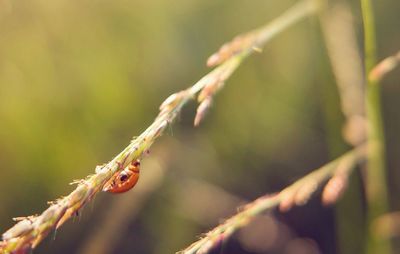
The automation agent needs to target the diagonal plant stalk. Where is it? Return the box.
[369,50,400,82]
[361,0,391,253]
[178,145,367,254]
[0,1,318,253]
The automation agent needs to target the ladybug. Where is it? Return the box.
[104,160,140,193]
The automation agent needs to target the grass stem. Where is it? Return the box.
[361,0,391,253]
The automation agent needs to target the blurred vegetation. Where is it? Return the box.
[0,0,399,253]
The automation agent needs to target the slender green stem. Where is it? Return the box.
[361,0,391,253]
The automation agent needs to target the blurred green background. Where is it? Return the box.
[0,0,399,253]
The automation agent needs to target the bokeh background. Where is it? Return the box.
[0,0,399,253]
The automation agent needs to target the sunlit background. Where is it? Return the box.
[0,0,399,253]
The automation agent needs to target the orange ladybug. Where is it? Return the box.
[104,160,140,193]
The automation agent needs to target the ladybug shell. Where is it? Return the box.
[104,161,140,193]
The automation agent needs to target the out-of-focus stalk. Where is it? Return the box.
[318,2,367,253]
[179,145,367,254]
[361,0,391,253]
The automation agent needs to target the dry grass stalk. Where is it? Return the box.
[319,2,366,146]
[0,1,318,253]
[321,150,356,205]
[369,51,400,82]
[194,0,318,126]
[179,145,366,254]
